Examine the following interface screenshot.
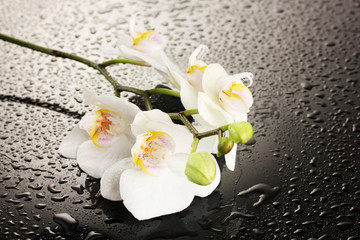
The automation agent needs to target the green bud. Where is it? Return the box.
[228,121,253,144]
[217,137,234,157]
[185,152,216,186]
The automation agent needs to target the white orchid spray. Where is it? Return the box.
[102,12,181,87]
[167,45,254,170]
[100,110,220,220]
[58,93,140,178]
[0,14,255,221]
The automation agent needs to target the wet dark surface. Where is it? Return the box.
[0,0,359,239]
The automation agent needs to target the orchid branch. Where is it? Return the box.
[99,58,150,68]
[0,32,239,147]
[0,32,181,111]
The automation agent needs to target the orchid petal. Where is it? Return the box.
[189,45,209,66]
[120,168,194,220]
[161,54,183,89]
[234,112,248,122]
[100,158,134,201]
[196,125,218,154]
[129,12,143,38]
[101,43,122,56]
[133,32,166,54]
[198,92,233,127]
[119,45,167,72]
[232,72,254,87]
[219,81,253,114]
[131,109,173,137]
[132,131,176,176]
[202,63,229,103]
[176,72,198,110]
[76,135,133,178]
[95,95,141,124]
[167,153,188,177]
[224,143,237,171]
[145,121,193,154]
[160,52,183,80]
[58,125,90,159]
[79,109,125,147]
[117,33,133,48]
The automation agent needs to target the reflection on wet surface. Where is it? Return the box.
[1,0,359,239]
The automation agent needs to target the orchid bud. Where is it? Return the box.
[228,121,253,144]
[217,137,234,157]
[185,152,216,186]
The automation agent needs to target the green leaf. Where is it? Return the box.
[217,137,234,157]
[185,152,216,186]
[228,121,253,144]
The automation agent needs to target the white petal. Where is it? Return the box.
[225,143,237,171]
[58,125,90,159]
[133,36,166,55]
[117,33,133,48]
[101,42,122,56]
[167,153,188,177]
[202,63,229,103]
[95,95,141,123]
[119,45,167,72]
[82,88,97,105]
[160,51,183,79]
[145,121,193,154]
[188,45,209,66]
[197,134,218,154]
[198,92,233,127]
[234,112,248,122]
[191,154,221,197]
[179,73,198,110]
[120,168,194,220]
[100,158,134,201]
[131,109,173,137]
[129,12,146,37]
[77,135,133,178]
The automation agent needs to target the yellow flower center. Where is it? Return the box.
[80,108,125,148]
[133,30,155,46]
[132,131,176,175]
[187,64,207,74]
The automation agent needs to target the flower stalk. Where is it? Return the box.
[0,32,240,153]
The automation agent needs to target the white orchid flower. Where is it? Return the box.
[58,94,141,178]
[103,12,181,86]
[99,109,221,220]
[168,45,254,171]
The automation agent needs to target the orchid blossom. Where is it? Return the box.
[103,12,181,87]
[99,109,221,220]
[168,45,254,171]
[58,94,140,178]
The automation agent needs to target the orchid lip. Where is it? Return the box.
[131,131,176,175]
[79,108,125,148]
[219,80,253,114]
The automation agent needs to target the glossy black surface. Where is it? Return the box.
[0,0,359,239]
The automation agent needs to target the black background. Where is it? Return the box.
[0,0,359,239]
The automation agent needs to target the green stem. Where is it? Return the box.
[183,109,199,117]
[147,88,180,98]
[168,109,198,120]
[179,114,198,136]
[0,32,101,72]
[197,124,229,139]
[99,58,150,68]
[143,91,152,110]
[191,137,200,153]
